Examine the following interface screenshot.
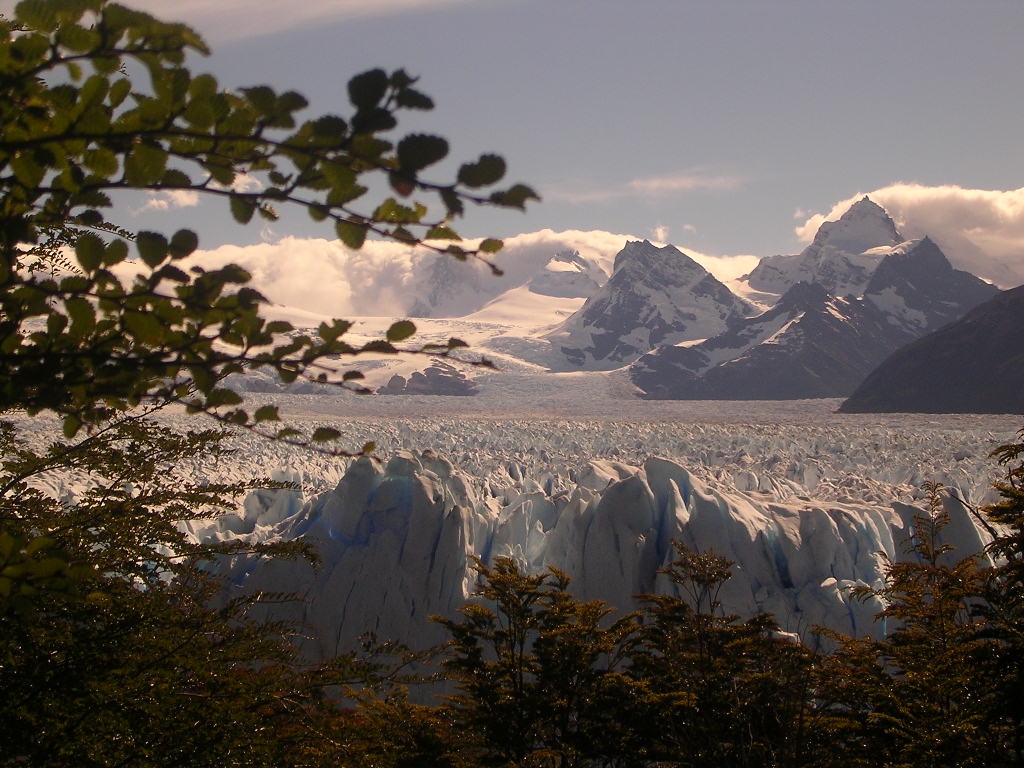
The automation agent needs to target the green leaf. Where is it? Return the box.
[490,183,540,210]
[478,238,503,254]
[124,311,165,343]
[66,297,96,335]
[136,231,168,268]
[397,133,449,172]
[168,229,199,259]
[457,154,506,188]
[253,405,280,423]
[311,427,342,443]
[103,239,129,267]
[230,195,256,224]
[386,320,416,343]
[124,142,168,185]
[75,232,105,271]
[336,220,367,250]
[347,69,389,110]
[425,225,459,240]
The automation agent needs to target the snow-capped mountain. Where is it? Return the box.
[630,282,906,399]
[741,197,903,297]
[631,203,997,400]
[862,235,998,334]
[841,284,1024,414]
[545,240,754,369]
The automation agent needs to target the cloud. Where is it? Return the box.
[547,168,743,205]
[796,184,1024,288]
[627,171,742,195]
[121,0,477,42]
[137,190,200,213]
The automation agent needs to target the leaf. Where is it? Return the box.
[336,220,367,250]
[490,183,540,210]
[386,320,416,343]
[205,388,244,408]
[425,225,460,240]
[347,69,389,110]
[124,311,164,343]
[253,405,280,423]
[136,231,169,268]
[311,427,342,443]
[230,195,256,224]
[66,297,96,335]
[395,88,434,110]
[478,238,503,254]
[168,229,199,259]
[103,239,129,267]
[397,133,449,172]
[75,232,105,271]
[457,154,506,188]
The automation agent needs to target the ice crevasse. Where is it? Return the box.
[195,449,992,659]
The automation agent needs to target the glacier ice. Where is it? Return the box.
[190,408,1015,659]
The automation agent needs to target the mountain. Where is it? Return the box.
[546,240,754,369]
[631,282,909,399]
[862,236,999,334]
[631,204,997,399]
[742,197,904,297]
[840,284,1024,414]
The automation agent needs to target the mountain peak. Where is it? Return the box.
[811,197,904,254]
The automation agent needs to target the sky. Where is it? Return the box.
[6,0,1024,286]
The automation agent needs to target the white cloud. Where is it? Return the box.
[547,168,742,205]
[627,171,741,195]
[796,184,1024,288]
[137,190,200,213]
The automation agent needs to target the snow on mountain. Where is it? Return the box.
[630,282,908,399]
[545,240,755,370]
[862,235,999,334]
[742,197,904,298]
[631,201,999,400]
[174,397,1015,660]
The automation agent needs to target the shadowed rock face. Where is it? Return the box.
[840,284,1024,414]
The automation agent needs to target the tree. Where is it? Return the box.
[977,428,1024,761]
[0,0,534,763]
[434,557,643,767]
[631,542,820,767]
[817,483,1002,768]
[0,0,535,442]
[0,414,322,765]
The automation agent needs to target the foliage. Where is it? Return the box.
[0,0,536,443]
[0,414,325,766]
[817,482,1004,767]
[434,557,644,767]
[979,428,1024,762]
[0,0,534,763]
[633,542,820,767]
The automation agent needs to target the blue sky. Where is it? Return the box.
[7,0,1024,282]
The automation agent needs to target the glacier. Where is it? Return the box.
[183,395,1018,660]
